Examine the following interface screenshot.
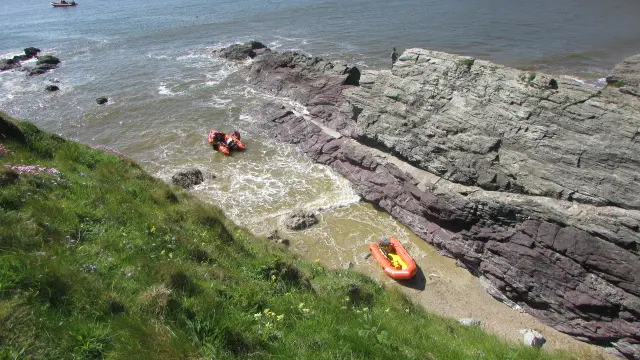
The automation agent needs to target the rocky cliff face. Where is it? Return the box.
[222,43,640,358]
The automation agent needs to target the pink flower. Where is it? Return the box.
[4,164,60,175]
[0,143,14,157]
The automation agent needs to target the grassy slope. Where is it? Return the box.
[0,112,587,359]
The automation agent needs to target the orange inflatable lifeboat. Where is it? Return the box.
[208,130,245,155]
[369,237,417,280]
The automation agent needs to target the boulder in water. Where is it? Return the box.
[216,40,268,60]
[283,209,318,230]
[36,55,60,66]
[171,168,205,189]
[24,47,40,58]
[0,58,20,71]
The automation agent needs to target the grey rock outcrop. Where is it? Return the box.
[221,44,640,358]
[22,55,61,76]
[609,54,640,87]
[0,58,20,71]
[607,54,640,98]
[0,47,41,72]
[215,40,268,61]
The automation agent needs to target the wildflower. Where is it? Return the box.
[0,144,14,157]
[4,164,60,175]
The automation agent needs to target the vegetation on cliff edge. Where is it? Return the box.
[0,112,593,359]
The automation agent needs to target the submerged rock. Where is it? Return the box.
[267,229,291,246]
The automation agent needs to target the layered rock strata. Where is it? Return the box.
[221,44,640,358]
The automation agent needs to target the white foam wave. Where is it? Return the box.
[157,82,185,96]
[204,61,241,86]
[181,137,359,228]
[206,96,232,108]
[0,72,42,103]
[147,53,170,60]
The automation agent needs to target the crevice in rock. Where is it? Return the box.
[423,212,475,233]
[356,134,424,172]
[562,92,601,110]
[343,67,360,86]
[487,138,502,153]
[576,303,621,319]
[576,151,584,168]
[351,104,363,121]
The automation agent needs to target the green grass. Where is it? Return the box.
[0,112,595,359]
[456,58,475,71]
[605,80,625,88]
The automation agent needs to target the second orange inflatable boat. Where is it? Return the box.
[369,237,417,280]
[208,129,246,155]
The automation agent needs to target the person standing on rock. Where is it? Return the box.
[391,47,399,67]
